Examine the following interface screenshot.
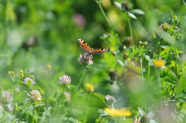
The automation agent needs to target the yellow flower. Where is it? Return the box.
[153,59,165,67]
[19,70,24,77]
[19,70,23,73]
[21,73,24,77]
[104,108,132,117]
[85,84,94,92]
[11,71,15,76]
[8,71,11,74]
[47,64,52,69]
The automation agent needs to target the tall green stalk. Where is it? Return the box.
[32,104,35,123]
[128,17,133,43]
[140,56,143,78]
[77,68,86,92]
[95,0,113,30]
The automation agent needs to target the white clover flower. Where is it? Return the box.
[7,103,14,112]
[59,74,71,85]
[1,91,13,102]
[15,88,20,92]
[24,77,35,85]
[29,90,42,102]
[105,95,117,104]
[64,91,71,101]
[78,53,93,65]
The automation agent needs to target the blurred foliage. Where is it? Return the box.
[0,0,186,123]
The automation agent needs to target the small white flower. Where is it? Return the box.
[29,90,42,102]
[1,91,13,102]
[78,53,93,65]
[7,103,14,112]
[59,74,71,85]
[64,91,71,101]
[105,95,117,104]
[15,88,20,92]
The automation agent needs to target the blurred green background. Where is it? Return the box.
[0,0,185,86]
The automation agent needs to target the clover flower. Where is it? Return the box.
[29,90,42,102]
[64,91,71,101]
[104,108,132,117]
[73,13,86,27]
[59,74,71,85]
[15,88,20,92]
[24,77,35,85]
[133,116,141,123]
[78,53,93,65]
[7,104,14,112]
[105,95,117,104]
[85,83,94,92]
[1,91,13,103]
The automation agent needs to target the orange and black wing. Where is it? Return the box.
[77,38,92,53]
[77,38,109,54]
[90,48,109,54]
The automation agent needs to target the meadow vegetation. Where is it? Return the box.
[0,0,186,123]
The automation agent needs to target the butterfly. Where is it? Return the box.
[77,38,109,55]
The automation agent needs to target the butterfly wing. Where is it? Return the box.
[77,38,91,53]
[91,48,109,54]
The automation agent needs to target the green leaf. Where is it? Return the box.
[94,93,105,102]
[114,2,122,10]
[127,12,137,19]
[138,45,145,56]
[117,59,124,66]
[48,97,57,102]
[27,80,32,86]
[18,80,24,84]
[97,109,108,117]
[133,45,138,54]
[144,55,154,66]
[130,9,145,15]
[16,106,20,112]
[123,119,134,123]
[66,83,76,88]
[125,65,142,74]
[183,0,186,6]
[160,76,175,85]
[166,71,178,81]
[176,70,186,97]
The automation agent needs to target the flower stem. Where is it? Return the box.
[128,17,133,44]
[140,56,143,78]
[32,104,35,123]
[98,117,103,123]
[78,68,86,91]
[95,0,113,30]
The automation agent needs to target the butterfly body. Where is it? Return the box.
[78,38,109,55]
